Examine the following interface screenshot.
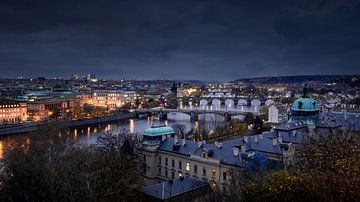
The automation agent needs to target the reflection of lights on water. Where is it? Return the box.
[129,119,134,133]
[87,127,91,136]
[81,129,84,134]
[74,129,78,139]
[94,128,97,134]
[164,120,168,126]
[0,142,3,159]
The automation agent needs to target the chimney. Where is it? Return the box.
[181,139,186,146]
[272,138,278,146]
[233,147,239,156]
[278,136,283,143]
[243,136,248,143]
[214,141,218,147]
[254,135,258,143]
[202,140,206,145]
[218,143,223,148]
[241,145,246,153]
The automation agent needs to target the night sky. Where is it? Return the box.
[1,0,360,80]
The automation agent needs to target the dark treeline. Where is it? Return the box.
[219,132,360,202]
[0,123,141,201]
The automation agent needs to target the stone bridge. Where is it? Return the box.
[135,108,261,122]
[179,97,276,107]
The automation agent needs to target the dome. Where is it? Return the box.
[143,126,175,137]
[143,126,175,146]
[291,97,320,112]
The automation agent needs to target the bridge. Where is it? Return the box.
[179,97,276,108]
[135,108,261,122]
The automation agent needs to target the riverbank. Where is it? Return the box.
[0,113,136,136]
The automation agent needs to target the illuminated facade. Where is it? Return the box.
[0,102,27,123]
[92,90,140,109]
[27,98,76,121]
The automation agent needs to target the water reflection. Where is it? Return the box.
[0,107,252,157]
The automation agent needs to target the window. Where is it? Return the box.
[165,158,168,166]
[203,167,207,176]
[178,161,182,169]
[223,172,227,180]
[172,159,175,167]
[172,171,175,179]
[194,165,198,174]
[158,168,161,175]
[186,162,190,172]
[212,169,216,178]
[165,170,168,177]
[158,156,161,165]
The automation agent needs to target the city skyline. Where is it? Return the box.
[1,0,360,80]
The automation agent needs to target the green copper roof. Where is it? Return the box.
[143,126,175,137]
[291,97,320,112]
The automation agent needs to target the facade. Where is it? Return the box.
[268,105,288,123]
[92,90,140,109]
[27,98,76,121]
[141,126,294,187]
[75,92,92,107]
[0,101,27,123]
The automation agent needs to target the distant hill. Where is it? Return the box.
[232,75,360,85]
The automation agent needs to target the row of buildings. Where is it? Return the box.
[0,90,140,123]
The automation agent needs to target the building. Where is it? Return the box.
[268,105,288,123]
[0,100,27,123]
[75,92,92,107]
[27,97,76,121]
[141,126,294,187]
[92,90,140,109]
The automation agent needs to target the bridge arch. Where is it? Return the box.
[225,99,234,108]
[238,99,248,106]
[199,99,208,106]
[212,99,221,107]
[265,99,275,106]
[251,99,261,106]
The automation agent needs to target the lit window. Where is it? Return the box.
[212,169,216,178]
[186,162,190,172]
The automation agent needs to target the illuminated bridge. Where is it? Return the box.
[135,108,261,122]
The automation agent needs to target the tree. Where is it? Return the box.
[244,113,255,125]
[237,132,360,201]
[253,116,263,134]
[0,124,142,201]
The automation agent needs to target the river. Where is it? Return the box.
[0,105,258,157]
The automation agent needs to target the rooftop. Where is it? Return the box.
[143,126,175,137]
[141,177,208,200]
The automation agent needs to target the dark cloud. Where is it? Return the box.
[0,0,359,80]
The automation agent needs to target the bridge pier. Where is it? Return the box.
[159,111,168,121]
[190,112,198,122]
[224,113,231,122]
